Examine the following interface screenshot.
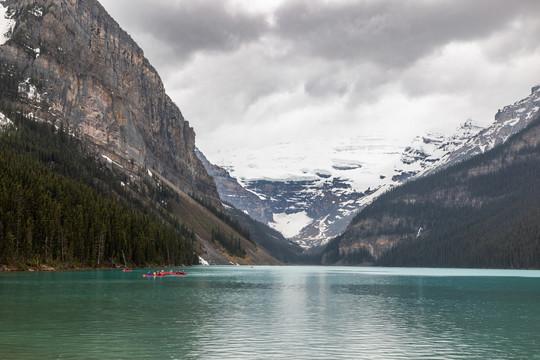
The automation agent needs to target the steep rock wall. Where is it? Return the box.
[0,0,219,201]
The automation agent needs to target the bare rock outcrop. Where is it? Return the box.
[0,0,219,202]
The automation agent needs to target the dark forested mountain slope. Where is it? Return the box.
[322,114,540,269]
[0,111,280,270]
[0,111,200,269]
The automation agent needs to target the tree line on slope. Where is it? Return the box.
[376,160,540,268]
[193,196,253,243]
[210,227,246,258]
[0,109,199,269]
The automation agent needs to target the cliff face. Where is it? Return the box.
[0,0,219,201]
[195,148,275,224]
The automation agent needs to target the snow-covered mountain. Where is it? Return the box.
[200,124,481,248]
[201,137,407,248]
[392,119,484,183]
[200,85,540,248]
[393,85,540,181]
[428,85,540,173]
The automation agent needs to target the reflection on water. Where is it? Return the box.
[1,266,540,359]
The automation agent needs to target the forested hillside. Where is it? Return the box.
[322,115,540,269]
[0,109,199,270]
[225,204,323,264]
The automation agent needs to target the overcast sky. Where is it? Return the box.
[99,0,540,159]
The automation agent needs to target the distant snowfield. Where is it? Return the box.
[0,2,15,46]
[206,135,408,193]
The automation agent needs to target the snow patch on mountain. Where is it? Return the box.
[206,136,408,246]
[0,111,12,127]
[30,6,43,18]
[270,211,312,238]
[203,119,487,248]
[205,118,487,248]
[421,85,540,175]
[0,2,14,46]
[101,154,124,169]
[18,78,42,101]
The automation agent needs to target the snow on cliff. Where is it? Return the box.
[0,111,12,127]
[0,2,15,46]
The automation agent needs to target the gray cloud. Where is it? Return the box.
[273,0,540,68]
[101,0,540,70]
[100,0,268,62]
[98,0,540,155]
[304,76,350,98]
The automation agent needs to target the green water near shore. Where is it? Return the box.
[1,266,540,359]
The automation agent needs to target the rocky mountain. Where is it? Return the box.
[196,147,315,263]
[196,148,274,224]
[321,107,540,268]
[0,0,218,203]
[429,85,540,173]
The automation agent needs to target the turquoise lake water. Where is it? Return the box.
[1,266,540,359]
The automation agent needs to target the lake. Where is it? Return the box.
[1,266,539,359]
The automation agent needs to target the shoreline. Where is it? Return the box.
[0,264,123,273]
[0,264,176,273]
